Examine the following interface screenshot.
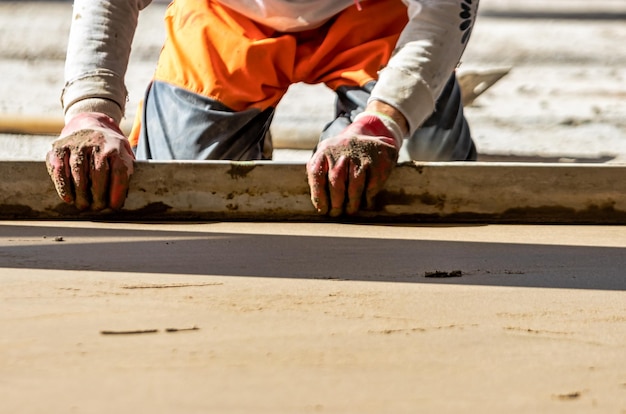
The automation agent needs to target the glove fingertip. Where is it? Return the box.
[310,193,329,215]
[328,207,343,217]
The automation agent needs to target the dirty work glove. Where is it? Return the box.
[46,112,135,211]
[306,111,403,217]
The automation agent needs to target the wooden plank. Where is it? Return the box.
[0,161,625,223]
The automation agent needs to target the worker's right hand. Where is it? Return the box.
[306,111,403,217]
[46,112,135,211]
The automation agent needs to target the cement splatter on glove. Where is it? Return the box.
[46,112,135,211]
[306,111,403,217]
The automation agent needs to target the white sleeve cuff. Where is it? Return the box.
[62,70,127,123]
[63,97,124,125]
[369,66,435,136]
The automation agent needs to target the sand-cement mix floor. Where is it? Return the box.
[0,1,625,412]
[1,221,625,413]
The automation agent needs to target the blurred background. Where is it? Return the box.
[1,0,626,162]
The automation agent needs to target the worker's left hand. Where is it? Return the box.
[306,112,403,216]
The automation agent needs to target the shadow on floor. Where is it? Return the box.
[1,223,624,291]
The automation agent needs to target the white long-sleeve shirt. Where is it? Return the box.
[62,0,479,135]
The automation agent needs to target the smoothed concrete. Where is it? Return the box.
[1,221,624,413]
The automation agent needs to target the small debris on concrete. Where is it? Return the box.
[553,391,582,401]
[100,329,159,335]
[165,326,200,333]
[121,282,223,289]
[424,270,463,278]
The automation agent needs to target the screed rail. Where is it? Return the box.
[1,161,625,223]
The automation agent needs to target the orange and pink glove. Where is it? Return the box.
[306,111,403,217]
[46,112,135,211]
